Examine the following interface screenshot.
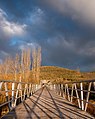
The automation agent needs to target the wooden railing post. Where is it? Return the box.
[0,82,3,90]
[50,79,95,113]
[4,83,8,102]
[63,84,65,98]
[4,82,10,111]
[29,84,31,96]
[0,80,40,116]
[12,82,15,108]
[80,83,84,110]
[71,84,74,102]
[65,84,70,101]
[85,82,92,111]
[60,84,63,97]
[74,83,81,109]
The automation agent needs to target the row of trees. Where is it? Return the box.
[0,46,41,83]
[32,46,41,83]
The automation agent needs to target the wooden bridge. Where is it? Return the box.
[0,80,95,119]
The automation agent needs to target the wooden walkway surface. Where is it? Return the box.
[2,86,94,119]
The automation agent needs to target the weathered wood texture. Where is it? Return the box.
[1,86,94,119]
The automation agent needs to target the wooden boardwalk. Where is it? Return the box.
[1,86,94,119]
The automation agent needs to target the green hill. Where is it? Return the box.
[30,66,95,83]
[39,66,83,83]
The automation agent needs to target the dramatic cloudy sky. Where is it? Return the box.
[0,0,95,71]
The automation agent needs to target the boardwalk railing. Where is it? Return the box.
[0,80,40,111]
[50,79,95,112]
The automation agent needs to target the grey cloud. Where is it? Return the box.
[0,8,27,60]
[0,1,95,71]
[42,0,95,27]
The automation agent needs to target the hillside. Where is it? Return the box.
[0,66,94,83]
[39,66,95,83]
[81,72,95,79]
[38,66,84,83]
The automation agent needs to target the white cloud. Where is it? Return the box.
[0,8,7,16]
[0,51,9,56]
[27,8,45,25]
[27,43,34,46]
[79,45,95,56]
[19,42,36,50]
[0,8,27,38]
[45,0,95,26]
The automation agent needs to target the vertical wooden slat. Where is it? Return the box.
[63,84,65,99]
[12,83,15,108]
[80,83,84,110]
[66,84,70,101]
[23,84,27,100]
[4,82,9,101]
[19,83,22,101]
[74,83,81,108]
[60,84,63,97]
[31,84,33,95]
[0,82,3,90]
[55,84,57,93]
[29,84,31,96]
[4,82,10,110]
[71,84,74,102]
[15,83,20,106]
[56,84,58,94]
[27,84,29,97]
[65,84,66,95]
[58,84,60,95]
[85,82,92,111]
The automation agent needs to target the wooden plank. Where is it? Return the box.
[1,86,94,119]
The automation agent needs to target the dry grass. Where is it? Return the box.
[72,98,95,117]
[87,100,95,116]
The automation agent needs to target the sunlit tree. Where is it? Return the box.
[32,46,41,83]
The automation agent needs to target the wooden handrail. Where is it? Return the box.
[63,79,95,84]
[50,79,95,112]
[0,80,41,111]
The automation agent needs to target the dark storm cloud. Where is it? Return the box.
[0,0,95,71]
[0,0,36,19]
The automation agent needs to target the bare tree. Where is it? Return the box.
[32,47,37,82]
[0,48,34,83]
[14,54,20,81]
[36,46,41,83]
[32,46,41,83]
[20,48,31,82]
[1,57,12,80]
[25,48,31,82]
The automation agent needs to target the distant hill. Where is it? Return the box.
[81,71,95,80]
[30,66,95,83]
[39,66,85,83]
